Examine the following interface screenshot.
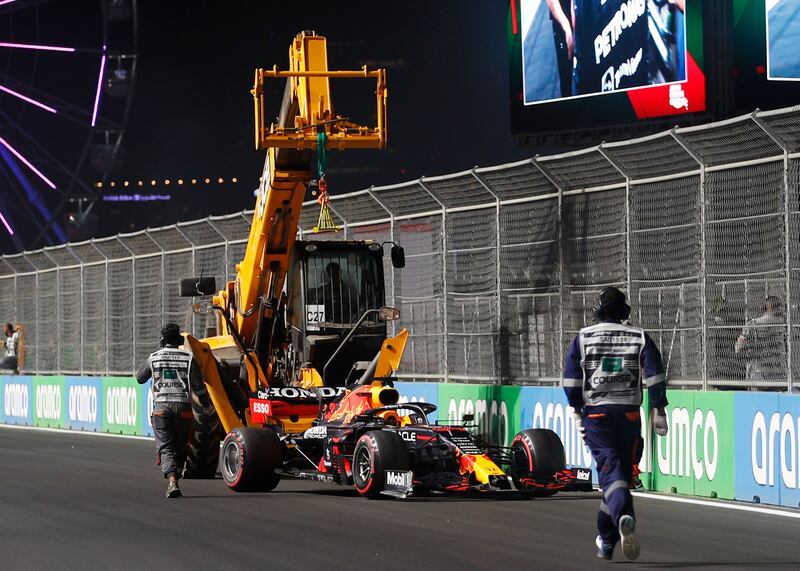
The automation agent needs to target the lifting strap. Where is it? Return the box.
[314,131,339,233]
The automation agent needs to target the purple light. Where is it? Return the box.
[0,211,13,236]
[0,136,56,189]
[0,41,75,53]
[0,84,56,113]
[91,47,106,127]
[0,0,17,6]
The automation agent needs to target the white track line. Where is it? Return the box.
[3,424,800,518]
[632,491,800,519]
[0,423,153,441]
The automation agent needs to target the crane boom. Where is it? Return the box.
[214,31,388,387]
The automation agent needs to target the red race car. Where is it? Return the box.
[219,381,593,499]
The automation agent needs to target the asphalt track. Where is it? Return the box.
[2,427,800,570]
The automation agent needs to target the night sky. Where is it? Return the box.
[0,0,532,252]
[0,1,530,251]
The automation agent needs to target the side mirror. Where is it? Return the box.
[378,306,400,321]
[462,413,475,422]
[390,245,405,268]
[193,300,214,315]
[180,276,217,297]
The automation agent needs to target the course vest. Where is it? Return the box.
[576,322,647,407]
[147,347,194,404]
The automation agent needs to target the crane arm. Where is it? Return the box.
[216,32,387,389]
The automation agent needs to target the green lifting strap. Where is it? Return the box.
[317,131,327,178]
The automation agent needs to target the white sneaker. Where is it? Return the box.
[618,515,640,560]
[595,535,614,561]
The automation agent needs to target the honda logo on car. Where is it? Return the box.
[385,470,411,488]
[751,411,800,488]
[4,383,28,418]
[36,384,61,421]
[106,386,137,426]
[69,385,97,423]
[256,387,346,400]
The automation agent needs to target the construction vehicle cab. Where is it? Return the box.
[287,239,402,388]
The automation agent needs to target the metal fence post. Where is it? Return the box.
[365,186,396,333]
[145,230,166,335]
[671,129,707,390]
[471,168,502,386]
[116,237,136,373]
[598,144,632,301]
[532,156,565,382]
[89,240,109,375]
[418,177,449,382]
[41,250,61,373]
[174,225,196,335]
[752,112,793,390]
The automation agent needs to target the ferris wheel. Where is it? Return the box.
[0,0,138,252]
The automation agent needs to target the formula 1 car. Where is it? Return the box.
[218,380,593,499]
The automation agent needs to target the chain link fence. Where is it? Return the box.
[3,106,800,390]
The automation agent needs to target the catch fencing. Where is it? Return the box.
[3,106,800,391]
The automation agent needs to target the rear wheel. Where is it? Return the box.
[510,428,566,497]
[221,427,283,492]
[352,431,409,499]
[183,384,222,479]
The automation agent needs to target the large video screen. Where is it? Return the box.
[767,0,800,80]
[732,0,800,111]
[508,0,706,136]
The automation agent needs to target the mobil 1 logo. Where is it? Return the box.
[384,470,413,497]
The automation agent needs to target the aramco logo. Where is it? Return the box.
[656,407,719,480]
[106,386,137,426]
[751,411,800,489]
[4,383,28,418]
[35,384,61,420]
[69,385,98,423]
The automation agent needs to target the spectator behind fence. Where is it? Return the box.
[0,322,19,371]
[735,295,786,385]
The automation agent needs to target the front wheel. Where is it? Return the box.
[183,384,222,479]
[352,431,409,499]
[510,428,566,496]
[221,427,282,492]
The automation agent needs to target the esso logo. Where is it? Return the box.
[252,401,271,415]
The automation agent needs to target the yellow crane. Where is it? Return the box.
[178,32,407,485]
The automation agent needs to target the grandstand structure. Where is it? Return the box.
[1,106,799,391]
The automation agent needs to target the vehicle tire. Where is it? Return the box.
[183,384,222,479]
[352,430,409,499]
[220,427,283,492]
[510,429,566,497]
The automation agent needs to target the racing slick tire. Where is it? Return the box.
[352,430,409,499]
[510,428,566,497]
[221,427,282,492]
[183,383,222,479]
